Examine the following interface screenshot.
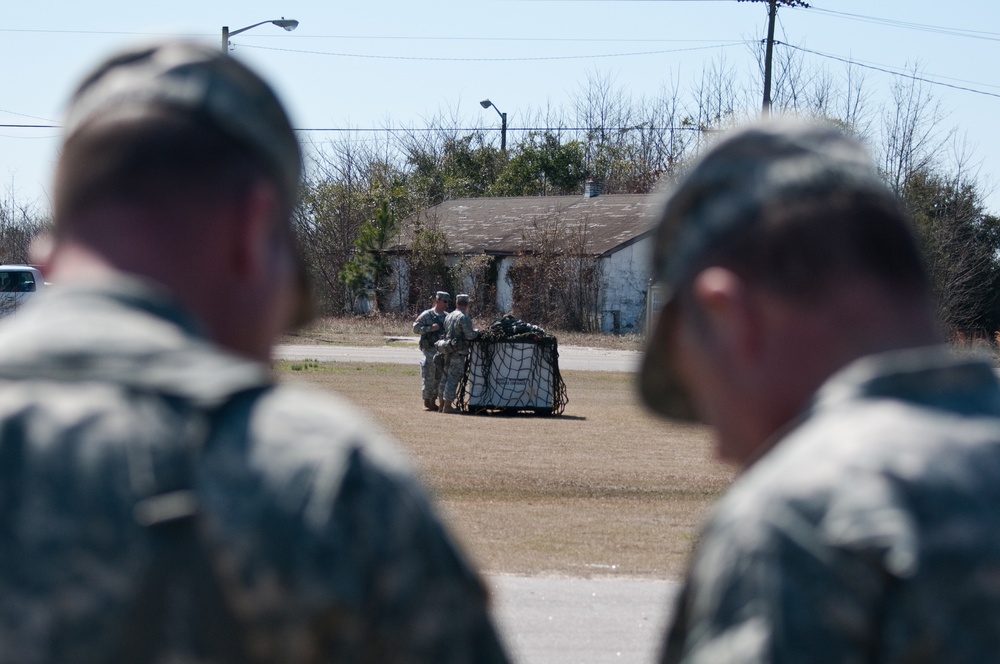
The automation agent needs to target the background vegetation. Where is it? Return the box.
[3,44,998,339]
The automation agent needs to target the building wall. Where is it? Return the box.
[496,257,514,314]
[389,256,410,311]
[598,236,652,334]
[385,242,652,335]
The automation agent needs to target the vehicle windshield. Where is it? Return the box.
[0,271,36,293]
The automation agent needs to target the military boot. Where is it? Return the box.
[441,401,457,414]
[424,398,438,411]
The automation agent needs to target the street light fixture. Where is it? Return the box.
[222,17,299,53]
[480,99,507,153]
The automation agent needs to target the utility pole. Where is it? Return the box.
[761,0,777,116]
[737,0,809,116]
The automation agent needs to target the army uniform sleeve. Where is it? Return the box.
[661,488,891,664]
[320,445,509,663]
[413,310,433,335]
[459,314,478,341]
[225,388,509,663]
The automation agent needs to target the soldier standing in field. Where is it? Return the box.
[438,293,479,414]
[413,290,450,411]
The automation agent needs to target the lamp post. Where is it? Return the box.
[222,17,299,53]
[479,99,507,153]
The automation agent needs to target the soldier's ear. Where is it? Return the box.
[690,267,763,366]
[231,181,281,283]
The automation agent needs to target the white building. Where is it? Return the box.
[391,192,662,334]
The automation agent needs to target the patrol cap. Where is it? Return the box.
[455,293,470,305]
[436,291,451,302]
[639,119,888,420]
[62,41,301,203]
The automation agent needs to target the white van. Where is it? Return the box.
[0,265,43,317]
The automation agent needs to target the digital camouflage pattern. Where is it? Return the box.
[413,307,447,400]
[0,279,509,664]
[439,308,478,403]
[662,346,1000,664]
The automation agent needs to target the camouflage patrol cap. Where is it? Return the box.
[455,293,470,304]
[63,41,301,202]
[640,119,889,420]
[436,291,451,302]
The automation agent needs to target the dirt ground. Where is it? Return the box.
[278,360,735,579]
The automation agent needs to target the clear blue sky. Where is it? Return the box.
[2,1,999,213]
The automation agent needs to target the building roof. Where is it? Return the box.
[397,193,662,257]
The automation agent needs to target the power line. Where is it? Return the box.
[298,126,704,133]
[782,43,1000,100]
[807,6,1000,43]
[0,124,703,133]
[285,35,737,44]
[0,26,739,45]
[242,41,743,62]
[0,108,58,124]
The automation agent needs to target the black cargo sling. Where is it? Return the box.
[119,386,267,664]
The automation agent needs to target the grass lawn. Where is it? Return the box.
[277,359,735,579]
[281,314,646,351]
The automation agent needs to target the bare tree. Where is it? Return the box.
[879,65,951,195]
[0,188,48,264]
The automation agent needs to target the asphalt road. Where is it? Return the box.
[488,575,679,664]
[274,342,641,373]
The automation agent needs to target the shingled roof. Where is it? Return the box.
[399,193,661,257]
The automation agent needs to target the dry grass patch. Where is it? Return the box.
[281,316,646,351]
[278,361,734,579]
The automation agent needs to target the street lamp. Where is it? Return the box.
[480,99,507,153]
[222,17,299,53]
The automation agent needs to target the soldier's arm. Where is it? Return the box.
[662,498,886,664]
[461,316,479,341]
[322,447,510,664]
[413,312,434,335]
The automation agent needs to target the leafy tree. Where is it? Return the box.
[296,139,411,314]
[407,220,452,309]
[492,132,586,197]
[339,200,400,312]
[903,169,1000,336]
[405,131,504,206]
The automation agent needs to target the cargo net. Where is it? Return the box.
[457,315,568,416]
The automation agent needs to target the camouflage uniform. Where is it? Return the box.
[662,347,1000,664]
[0,279,509,664]
[413,306,447,400]
[438,308,478,404]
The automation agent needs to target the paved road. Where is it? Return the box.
[488,575,679,664]
[274,342,641,373]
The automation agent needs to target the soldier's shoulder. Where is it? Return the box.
[239,384,414,478]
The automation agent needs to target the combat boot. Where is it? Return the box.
[424,398,438,411]
[441,401,457,414]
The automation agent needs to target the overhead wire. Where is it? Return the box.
[2,6,997,132]
[780,43,1000,100]
[240,41,743,62]
[807,6,1000,43]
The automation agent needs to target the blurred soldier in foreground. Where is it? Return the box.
[641,119,1000,663]
[0,42,509,663]
[413,290,450,411]
[438,293,479,414]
